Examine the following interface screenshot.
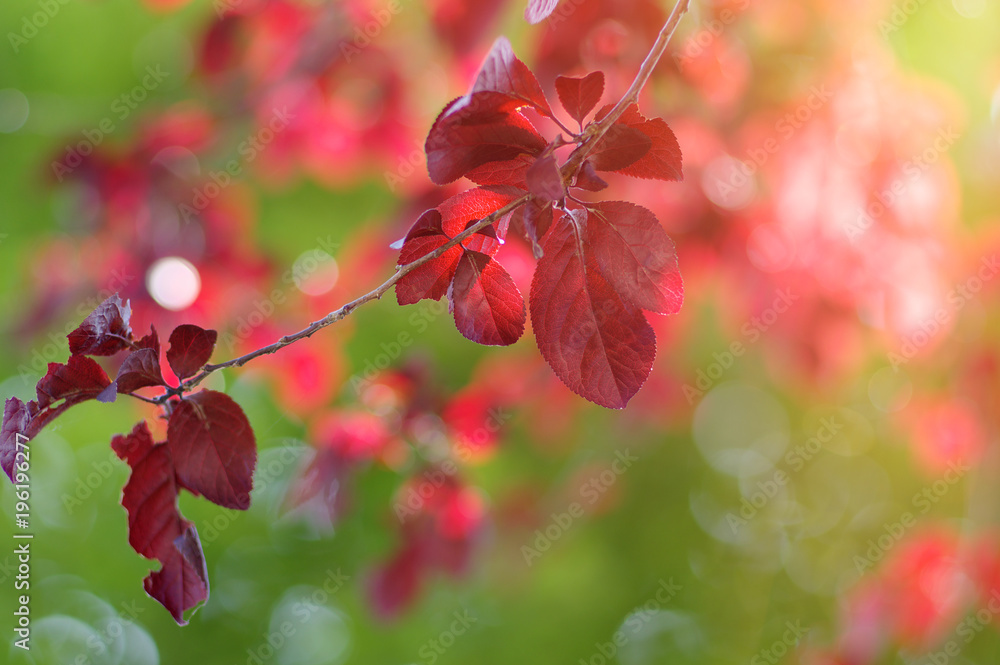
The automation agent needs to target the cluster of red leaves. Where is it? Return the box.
[371,470,485,618]
[394,38,684,409]
[1,296,256,624]
[800,527,1000,664]
[282,366,504,618]
[196,0,415,186]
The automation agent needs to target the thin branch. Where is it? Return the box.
[561,0,690,179]
[157,0,691,403]
[159,193,530,401]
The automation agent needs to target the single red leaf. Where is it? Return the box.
[585,201,684,314]
[450,251,526,346]
[98,348,168,404]
[135,325,161,355]
[369,539,424,619]
[518,198,555,259]
[396,236,464,305]
[595,104,683,181]
[145,526,210,627]
[439,185,522,255]
[395,210,463,305]
[1,398,31,483]
[3,356,115,481]
[555,72,605,125]
[112,421,209,625]
[3,381,106,479]
[167,390,257,510]
[525,153,565,202]
[166,325,218,380]
[67,294,133,356]
[426,92,546,185]
[573,160,609,192]
[589,123,652,172]
[529,214,656,408]
[525,0,560,24]
[472,37,552,116]
[465,153,534,187]
[36,354,111,409]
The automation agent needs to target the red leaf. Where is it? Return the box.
[145,527,210,627]
[465,153,534,187]
[450,251,526,346]
[166,325,218,380]
[525,0,560,24]
[573,160,609,192]
[525,153,565,202]
[112,422,209,625]
[518,198,555,259]
[167,390,256,510]
[589,123,652,172]
[67,294,133,356]
[3,357,112,473]
[135,325,161,355]
[529,213,656,408]
[98,348,167,404]
[585,201,684,314]
[555,72,605,125]
[36,354,111,409]
[596,104,683,181]
[397,236,464,305]
[395,210,463,305]
[1,398,31,483]
[369,539,424,619]
[472,37,552,116]
[438,186,522,251]
[426,92,546,185]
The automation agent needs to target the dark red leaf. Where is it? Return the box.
[573,160,609,192]
[3,358,112,470]
[369,539,424,619]
[36,354,111,409]
[167,390,256,510]
[112,422,209,625]
[472,37,552,116]
[135,325,161,355]
[98,348,168,404]
[585,201,684,314]
[395,210,463,305]
[67,294,133,356]
[595,104,683,181]
[145,526,210,627]
[519,198,555,259]
[529,213,656,408]
[1,398,31,483]
[450,251,526,346]
[426,92,546,185]
[525,0,560,24]
[465,153,534,187]
[589,123,652,172]
[166,325,218,380]
[403,208,447,242]
[555,72,605,125]
[396,236,464,305]
[438,186,522,249]
[525,154,565,202]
